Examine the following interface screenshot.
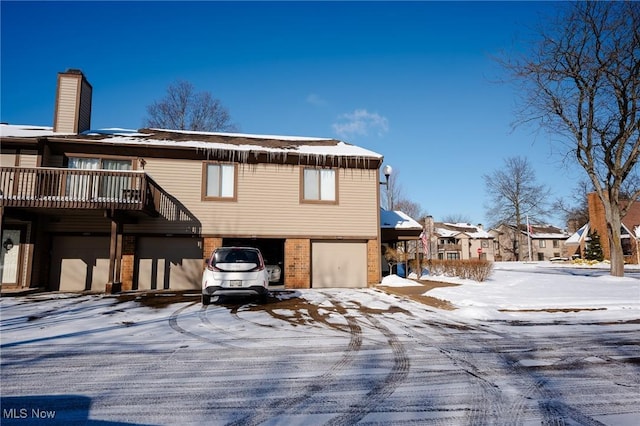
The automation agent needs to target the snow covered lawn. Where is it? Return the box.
[381,261,640,322]
[1,261,638,425]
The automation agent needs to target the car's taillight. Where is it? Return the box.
[246,264,264,272]
[207,262,220,272]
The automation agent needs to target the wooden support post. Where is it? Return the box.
[106,212,123,294]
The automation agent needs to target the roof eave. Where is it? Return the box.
[32,136,384,169]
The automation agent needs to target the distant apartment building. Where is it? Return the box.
[428,221,495,261]
[489,223,569,261]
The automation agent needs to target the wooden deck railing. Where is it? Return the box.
[0,167,161,214]
[438,243,462,252]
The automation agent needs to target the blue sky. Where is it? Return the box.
[1,1,582,227]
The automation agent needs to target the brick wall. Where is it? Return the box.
[587,192,640,263]
[121,235,136,291]
[588,192,611,260]
[285,238,310,288]
[367,239,380,286]
[203,237,223,266]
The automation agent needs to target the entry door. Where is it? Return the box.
[1,229,22,286]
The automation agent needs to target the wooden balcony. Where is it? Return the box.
[438,243,462,251]
[0,167,163,215]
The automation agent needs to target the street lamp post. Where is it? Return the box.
[382,165,393,210]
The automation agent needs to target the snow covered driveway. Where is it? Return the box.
[1,288,638,425]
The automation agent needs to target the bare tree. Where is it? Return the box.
[552,179,592,232]
[380,167,428,219]
[441,214,473,224]
[144,80,238,132]
[483,156,551,260]
[381,168,404,211]
[501,2,639,276]
[394,198,428,221]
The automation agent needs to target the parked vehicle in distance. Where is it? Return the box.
[265,261,282,283]
[202,247,269,305]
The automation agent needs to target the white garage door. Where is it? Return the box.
[136,237,202,291]
[50,236,110,292]
[311,241,367,288]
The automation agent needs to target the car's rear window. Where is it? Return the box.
[213,248,260,265]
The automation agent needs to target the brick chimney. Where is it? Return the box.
[53,69,92,133]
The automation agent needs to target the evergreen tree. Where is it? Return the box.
[585,230,604,261]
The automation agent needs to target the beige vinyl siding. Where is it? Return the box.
[18,150,38,167]
[1,150,16,166]
[2,152,40,198]
[0,149,37,167]
[132,158,204,234]
[55,76,79,133]
[137,159,379,237]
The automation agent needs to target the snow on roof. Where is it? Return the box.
[528,224,569,239]
[496,223,569,239]
[380,209,423,230]
[435,222,492,239]
[0,124,383,160]
[143,127,336,142]
[0,124,67,137]
[83,128,149,137]
[435,227,459,238]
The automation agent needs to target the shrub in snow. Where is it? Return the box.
[572,258,610,266]
[423,259,493,282]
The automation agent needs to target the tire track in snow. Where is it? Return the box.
[325,312,410,425]
[168,301,225,345]
[395,316,528,424]
[437,319,609,425]
[501,352,607,426]
[225,295,363,426]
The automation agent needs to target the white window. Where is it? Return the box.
[67,157,132,199]
[205,163,235,199]
[69,157,131,171]
[303,168,336,202]
[539,240,546,248]
[69,157,100,170]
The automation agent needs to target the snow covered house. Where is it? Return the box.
[431,222,495,261]
[489,223,569,261]
[565,193,640,263]
[0,70,385,293]
[379,209,423,275]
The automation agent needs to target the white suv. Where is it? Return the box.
[202,247,270,305]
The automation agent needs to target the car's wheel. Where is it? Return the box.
[202,294,211,305]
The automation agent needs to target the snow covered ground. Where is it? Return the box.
[383,260,640,322]
[1,262,638,425]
